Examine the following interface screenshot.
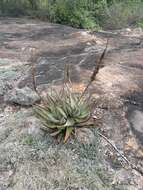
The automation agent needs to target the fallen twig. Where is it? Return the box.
[31,63,37,93]
[97,131,143,176]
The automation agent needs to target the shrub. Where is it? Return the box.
[47,0,97,29]
[0,0,29,16]
[0,0,143,29]
[0,0,99,29]
[96,0,143,29]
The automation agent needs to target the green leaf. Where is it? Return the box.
[64,119,75,127]
[64,127,73,143]
[51,129,63,137]
[40,120,57,129]
[69,93,76,108]
[57,107,67,118]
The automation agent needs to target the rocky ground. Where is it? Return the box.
[0,17,143,190]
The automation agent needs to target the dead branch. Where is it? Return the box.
[97,131,143,176]
[31,63,37,93]
[80,39,109,99]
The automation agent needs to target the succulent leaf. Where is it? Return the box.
[64,127,73,143]
[33,87,91,142]
[64,119,75,127]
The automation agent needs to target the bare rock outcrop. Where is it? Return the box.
[0,18,143,190]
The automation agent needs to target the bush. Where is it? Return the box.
[0,0,99,29]
[96,0,143,29]
[0,0,29,16]
[46,0,97,29]
[0,0,143,29]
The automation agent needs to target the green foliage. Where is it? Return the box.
[96,0,143,29]
[0,0,143,29]
[22,135,35,145]
[47,0,96,29]
[137,21,143,28]
[0,0,28,16]
[34,86,91,142]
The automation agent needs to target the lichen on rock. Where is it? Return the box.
[4,87,41,106]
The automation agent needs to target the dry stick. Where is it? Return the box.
[31,62,44,104]
[31,63,38,93]
[30,48,39,94]
[76,123,143,177]
[64,63,71,84]
[97,131,143,176]
[64,63,73,90]
[63,51,73,86]
[98,132,130,164]
[30,54,43,103]
[80,39,109,100]
[62,63,73,100]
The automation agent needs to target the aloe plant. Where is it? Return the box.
[33,41,108,143]
[34,86,91,142]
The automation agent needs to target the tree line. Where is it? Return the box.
[0,0,143,29]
